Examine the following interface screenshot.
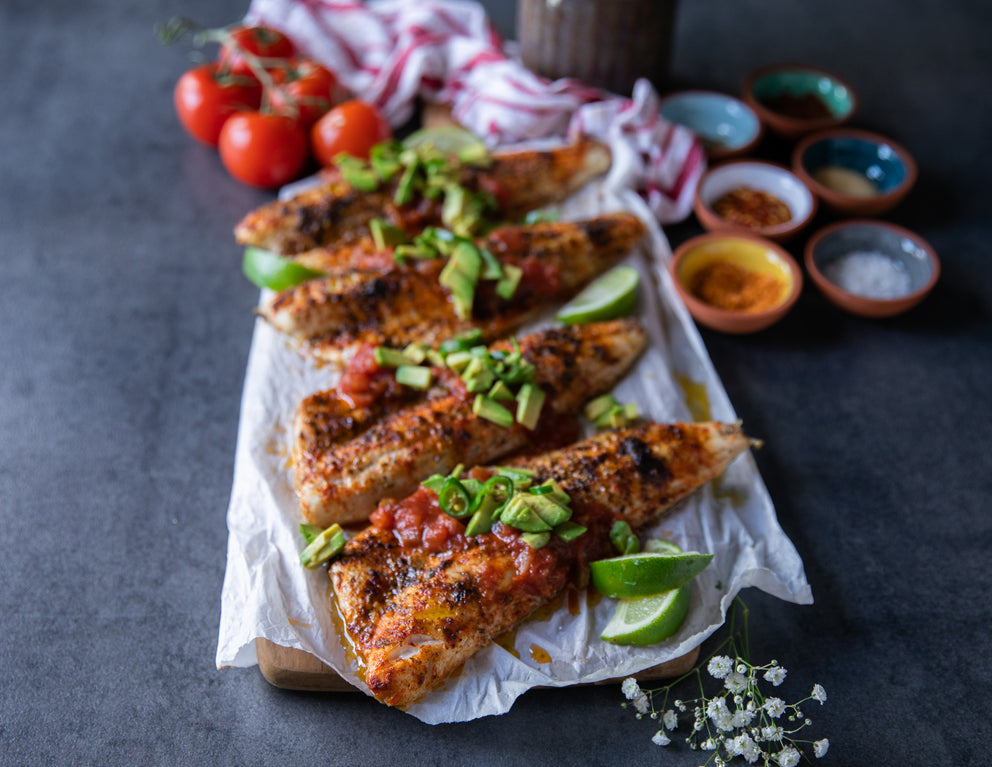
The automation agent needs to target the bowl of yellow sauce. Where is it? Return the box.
[792,128,917,216]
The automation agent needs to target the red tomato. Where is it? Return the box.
[270,58,337,130]
[219,25,295,77]
[218,112,308,189]
[173,64,261,147]
[311,100,392,165]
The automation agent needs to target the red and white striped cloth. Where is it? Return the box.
[246,0,704,223]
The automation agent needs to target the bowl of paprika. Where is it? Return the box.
[669,232,803,334]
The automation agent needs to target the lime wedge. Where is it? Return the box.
[242,247,326,291]
[590,550,713,598]
[644,539,683,555]
[600,584,690,645]
[556,265,640,324]
[402,125,487,159]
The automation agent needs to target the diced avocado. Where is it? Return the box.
[299,523,323,545]
[439,260,476,319]
[622,402,639,420]
[457,141,491,167]
[449,242,483,282]
[373,346,413,368]
[584,393,619,422]
[425,349,446,367]
[402,343,428,365]
[462,357,495,392]
[499,496,552,532]
[421,474,447,493]
[395,364,433,390]
[370,218,408,251]
[554,520,587,542]
[493,466,536,482]
[472,394,514,428]
[444,350,474,372]
[495,264,523,300]
[515,383,546,430]
[532,479,571,505]
[528,495,571,527]
[392,243,435,263]
[441,185,468,231]
[335,155,379,191]
[488,380,515,401]
[299,524,346,569]
[369,143,402,181]
[478,247,503,281]
[520,531,551,549]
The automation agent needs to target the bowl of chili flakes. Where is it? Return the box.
[670,231,803,334]
[693,160,817,243]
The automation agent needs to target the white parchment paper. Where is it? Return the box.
[216,146,813,724]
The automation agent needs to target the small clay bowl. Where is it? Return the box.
[659,90,763,161]
[670,232,803,334]
[693,160,817,243]
[792,128,917,217]
[743,63,857,139]
[805,220,939,318]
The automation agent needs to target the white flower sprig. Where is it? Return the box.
[620,598,829,765]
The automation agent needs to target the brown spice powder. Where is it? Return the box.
[690,261,785,313]
[712,187,792,229]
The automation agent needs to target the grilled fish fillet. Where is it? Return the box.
[294,319,648,527]
[329,421,753,708]
[262,213,646,360]
[234,140,612,255]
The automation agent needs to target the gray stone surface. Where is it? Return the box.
[1,0,989,764]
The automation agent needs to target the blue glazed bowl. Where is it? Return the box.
[743,63,856,138]
[659,90,762,160]
[805,220,939,317]
[793,128,917,216]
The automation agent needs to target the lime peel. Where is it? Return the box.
[600,583,691,645]
[590,550,713,598]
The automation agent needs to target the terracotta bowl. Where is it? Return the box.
[659,90,763,161]
[792,128,917,217]
[693,160,817,243]
[743,63,857,139]
[805,220,939,318]
[670,232,803,334]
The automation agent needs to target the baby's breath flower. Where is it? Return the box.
[736,663,747,674]
[763,697,786,718]
[708,655,733,679]
[761,724,784,742]
[813,738,830,758]
[724,671,747,694]
[811,683,827,704]
[731,707,755,728]
[763,665,787,686]
[621,677,641,700]
[700,738,717,751]
[651,729,671,746]
[675,699,686,712]
[663,709,678,730]
[776,745,801,767]
[632,694,649,715]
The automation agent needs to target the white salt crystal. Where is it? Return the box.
[823,251,912,299]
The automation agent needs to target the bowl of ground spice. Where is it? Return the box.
[743,63,856,139]
[805,220,939,318]
[792,128,918,217]
[694,160,817,243]
[670,232,803,334]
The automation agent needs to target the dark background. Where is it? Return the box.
[1,1,989,764]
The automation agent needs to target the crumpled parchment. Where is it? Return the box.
[216,143,813,724]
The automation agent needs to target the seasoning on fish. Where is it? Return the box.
[329,421,755,708]
[294,319,648,527]
[233,139,612,255]
[260,213,647,363]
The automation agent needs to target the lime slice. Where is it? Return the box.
[242,247,326,291]
[556,265,640,324]
[402,125,487,159]
[601,584,691,645]
[590,550,713,598]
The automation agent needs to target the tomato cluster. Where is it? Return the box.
[172,24,392,189]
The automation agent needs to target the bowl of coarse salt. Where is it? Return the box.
[805,220,940,318]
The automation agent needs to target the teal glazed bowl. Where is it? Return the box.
[659,90,763,160]
[792,128,917,216]
[743,63,857,139]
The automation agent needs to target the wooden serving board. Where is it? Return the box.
[256,637,699,692]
